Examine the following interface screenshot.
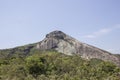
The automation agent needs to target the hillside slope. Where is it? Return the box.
[0,51,120,80]
[0,30,120,67]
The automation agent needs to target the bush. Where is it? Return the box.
[0,51,120,80]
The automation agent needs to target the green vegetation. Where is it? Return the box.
[0,50,120,80]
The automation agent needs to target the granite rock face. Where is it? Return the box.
[36,30,120,66]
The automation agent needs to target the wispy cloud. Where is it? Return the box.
[115,24,120,29]
[83,25,120,39]
[107,48,120,54]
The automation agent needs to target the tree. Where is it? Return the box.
[25,56,46,78]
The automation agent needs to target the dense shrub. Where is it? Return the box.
[0,51,120,80]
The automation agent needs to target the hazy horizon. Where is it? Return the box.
[0,0,120,54]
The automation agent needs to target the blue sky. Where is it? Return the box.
[0,0,120,54]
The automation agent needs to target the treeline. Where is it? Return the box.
[0,51,120,80]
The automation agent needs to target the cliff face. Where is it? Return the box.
[36,30,120,66]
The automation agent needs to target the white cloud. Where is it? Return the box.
[114,24,120,29]
[84,28,111,39]
[84,35,95,38]
[84,25,120,39]
[107,49,120,54]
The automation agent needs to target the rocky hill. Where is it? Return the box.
[36,30,120,66]
[0,30,120,67]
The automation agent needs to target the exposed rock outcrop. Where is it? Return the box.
[36,30,120,66]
